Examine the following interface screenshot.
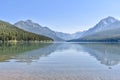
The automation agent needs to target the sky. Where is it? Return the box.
[1,0,120,33]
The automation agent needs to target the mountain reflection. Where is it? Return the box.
[80,43,120,66]
[0,43,59,63]
[1,42,120,67]
[14,43,60,63]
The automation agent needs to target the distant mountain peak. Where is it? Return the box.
[24,20,34,25]
[90,16,119,31]
[25,19,33,23]
[15,20,33,24]
[105,16,116,19]
[100,16,118,25]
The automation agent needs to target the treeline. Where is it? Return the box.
[0,21,53,42]
[68,39,119,42]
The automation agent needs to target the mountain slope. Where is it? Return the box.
[70,16,120,42]
[14,20,63,41]
[55,32,75,40]
[55,31,85,40]
[0,20,53,41]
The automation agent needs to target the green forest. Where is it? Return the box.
[0,21,53,42]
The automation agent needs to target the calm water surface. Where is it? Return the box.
[0,43,120,80]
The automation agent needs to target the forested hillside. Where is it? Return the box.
[0,20,53,42]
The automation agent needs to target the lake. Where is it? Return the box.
[0,42,120,80]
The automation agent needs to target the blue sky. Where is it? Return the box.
[1,0,120,33]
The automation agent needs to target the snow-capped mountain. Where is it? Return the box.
[14,20,64,41]
[70,16,120,41]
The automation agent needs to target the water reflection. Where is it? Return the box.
[0,43,57,63]
[0,42,120,66]
[14,43,60,63]
[80,43,120,66]
[0,43,120,80]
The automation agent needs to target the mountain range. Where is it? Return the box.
[14,20,84,41]
[0,16,119,42]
